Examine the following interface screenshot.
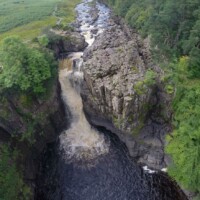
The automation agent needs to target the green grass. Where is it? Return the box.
[0,0,59,33]
[0,0,81,42]
[57,0,81,25]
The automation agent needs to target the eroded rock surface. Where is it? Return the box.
[47,30,88,58]
[81,17,172,170]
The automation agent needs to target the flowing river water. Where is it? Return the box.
[35,1,188,199]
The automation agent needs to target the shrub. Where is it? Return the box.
[134,69,156,95]
[0,36,54,95]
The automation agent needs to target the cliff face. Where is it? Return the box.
[0,80,67,198]
[0,82,65,137]
[47,30,88,58]
[0,26,88,198]
[81,17,172,170]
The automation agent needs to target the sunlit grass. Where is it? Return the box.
[0,17,57,43]
[57,0,81,25]
[0,0,81,43]
[0,0,61,33]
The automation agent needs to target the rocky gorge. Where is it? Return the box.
[81,4,172,170]
[35,1,188,200]
[0,0,190,199]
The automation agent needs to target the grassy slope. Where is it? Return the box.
[0,0,81,42]
[0,1,81,199]
[0,0,59,33]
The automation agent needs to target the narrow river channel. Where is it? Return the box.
[35,1,188,199]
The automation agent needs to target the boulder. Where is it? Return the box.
[47,30,88,58]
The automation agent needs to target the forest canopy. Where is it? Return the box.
[105,0,200,75]
[104,0,200,195]
[0,36,55,95]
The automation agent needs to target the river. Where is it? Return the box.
[35,1,188,199]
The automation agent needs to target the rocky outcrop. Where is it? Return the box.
[81,17,172,170]
[0,80,67,199]
[47,30,88,58]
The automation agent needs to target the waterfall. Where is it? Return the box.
[59,40,109,164]
[35,1,189,199]
[58,0,112,164]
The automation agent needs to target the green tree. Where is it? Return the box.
[165,58,200,193]
[184,9,200,77]
[166,87,200,193]
[38,35,49,47]
[0,36,52,95]
[105,0,200,194]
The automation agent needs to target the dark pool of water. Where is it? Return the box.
[35,127,187,200]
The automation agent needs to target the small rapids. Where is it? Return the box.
[35,1,188,200]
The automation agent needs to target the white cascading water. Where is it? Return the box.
[59,0,110,163]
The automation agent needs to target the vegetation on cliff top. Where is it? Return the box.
[0,36,55,95]
[105,0,200,196]
[0,0,81,199]
[0,33,55,200]
[165,57,200,194]
[0,0,81,42]
[0,0,60,33]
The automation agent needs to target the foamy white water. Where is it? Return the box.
[59,64,109,162]
[59,0,111,162]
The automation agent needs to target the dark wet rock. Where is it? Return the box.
[70,22,80,29]
[91,28,98,34]
[0,81,66,139]
[81,17,172,170]
[47,30,88,58]
[0,81,68,199]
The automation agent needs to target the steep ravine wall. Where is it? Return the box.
[81,14,173,170]
[0,80,67,199]
[0,27,88,198]
[47,30,88,58]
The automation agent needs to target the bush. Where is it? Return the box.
[166,85,200,193]
[134,69,156,95]
[0,36,54,95]
[38,35,49,47]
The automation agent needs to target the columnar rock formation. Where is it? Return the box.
[81,17,172,170]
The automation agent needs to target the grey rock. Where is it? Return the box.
[48,30,88,58]
[81,16,172,170]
